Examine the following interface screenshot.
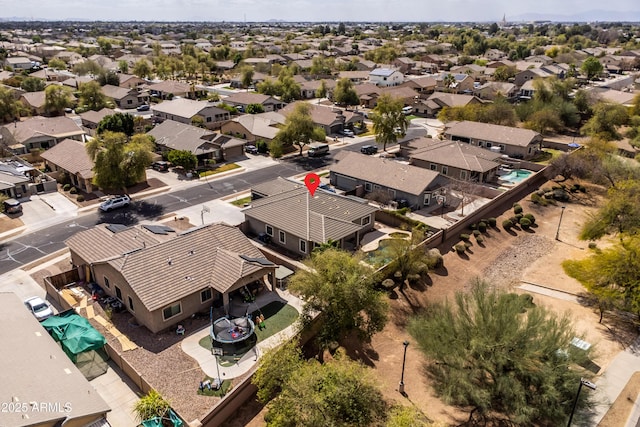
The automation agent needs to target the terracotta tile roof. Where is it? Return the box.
[331,152,443,195]
[407,137,502,173]
[41,138,94,179]
[244,185,377,243]
[444,121,541,147]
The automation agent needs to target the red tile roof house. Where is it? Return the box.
[443,121,543,160]
[244,178,378,255]
[41,138,95,192]
[330,151,448,210]
[65,222,277,332]
[401,137,502,183]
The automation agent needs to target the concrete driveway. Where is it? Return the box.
[19,193,78,233]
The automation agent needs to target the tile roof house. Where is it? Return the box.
[368,67,404,87]
[148,120,245,161]
[152,98,230,130]
[220,112,285,143]
[416,92,483,117]
[401,137,502,183]
[281,102,364,135]
[3,56,33,70]
[19,90,46,115]
[244,180,378,254]
[473,81,518,101]
[330,152,447,210]
[148,80,199,100]
[41,138,95,192]
[0,159,35,199]
[223,92,285,112]
[435,73,475,93]
[101,84,148,109]
[0,116,86,155]
[443,121,542,160]
[0,293,111,427]
[79,108,116,135]
[65,223,276,332]
[118,73,146,89]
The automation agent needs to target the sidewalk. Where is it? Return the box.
[180,288,304,380]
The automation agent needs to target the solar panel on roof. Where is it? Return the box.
[143,224,175,235]
[106,224,129,233]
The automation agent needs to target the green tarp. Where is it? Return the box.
[41,310,106,363]
[140,409,183,427]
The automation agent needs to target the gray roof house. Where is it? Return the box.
[443,121,542,160]
[0,292,111,427]
[65,222,276,331]
[148,120,246,161]
[223,92,285,112]
[330,152,447,210]
[244,181,378,254]
[41,138,95,192]
[368,68,404,87]
[152,98,230,130]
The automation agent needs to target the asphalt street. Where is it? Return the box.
[0,126,425,274]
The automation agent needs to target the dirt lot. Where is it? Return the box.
[225,183,638,427]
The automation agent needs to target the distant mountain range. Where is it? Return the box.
[510,10,640,22]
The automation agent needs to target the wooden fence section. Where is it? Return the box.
[104,342,153,395]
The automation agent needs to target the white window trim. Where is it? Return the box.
[362,215,371,226]
[364,182,372,192]
[486,142,492,148]
[128,296,135,312]
[265,225,274,236]
[430,163,437,171]
[299,239,307,253]
[162,302,182,321]
[424,193,431,205]
[279,230,286,244]
[442,166,448,175]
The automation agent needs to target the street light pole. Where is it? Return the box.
[567,378,597,427]
[398,340,409,394]
[556,206,566,241]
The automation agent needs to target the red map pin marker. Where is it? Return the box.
[304,173,320,196]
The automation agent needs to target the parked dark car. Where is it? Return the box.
[151,161,170,171]
[360,145,378,155]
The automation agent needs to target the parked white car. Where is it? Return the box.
[99,195,131,212]
[24,296,53,321]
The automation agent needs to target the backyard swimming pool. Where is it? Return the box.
[499,169,533,185]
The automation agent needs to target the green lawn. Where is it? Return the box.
[197,301,298,351]
[231,196,251,207]
[197,377,232,397]
[532,149,563,164]
[199,163,240,177]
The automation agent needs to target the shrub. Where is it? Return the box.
[588,242,597,250]
[69,187,77,194]
[579,185,587,193]
[426,248,444,269]
[531,193,543,204]
[503,219,513,230]
[460,233,470,241]
[472,230,481,237]
[487,217,497,227]
[475,235,484,243]
[62,183,71,191]
[469,223,477,230]
[478,222,487,233]
[76,195,85,202]
[256,140,269,154]
[510,216,519,224]
[524,213,536,224]
[398,207,410,216]
[454,242,466,253]
[464,241,473,249]
[513,204,523,214]
[519,217,531,229]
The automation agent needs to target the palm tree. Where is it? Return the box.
[443,73,456,93]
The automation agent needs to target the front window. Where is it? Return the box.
[115,286,122,301]
[442,166,448,175]
[460,170,467,180]
[430,163,437,171]
[424,193,431,205]
[362,215,371,226]
[279,230,286,244]
[128,296,134,311]
[299,239,307,253]
[265,225,274,236]
[104,276,110,288]
[163,303,182,321]
[365,182,372,192]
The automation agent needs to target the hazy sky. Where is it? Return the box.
[1,0,639,22]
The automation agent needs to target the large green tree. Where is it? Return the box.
[0,86,21,123]
[86,131,153,191]
[408,281,593,426]
[97,113,135,136]
[133,59,152,79]
[581,102,629,141]
[44,85,74,116]
[78,81,109,111]
[256,347,387,427]
[275,102,325,155]
[581,56,604,80]
[332,78,359,106]
[20,76,46,92]
[580,179,640,240]
[288,248,388,350]
[167,149,197,171]
[371,94,407,151]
